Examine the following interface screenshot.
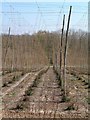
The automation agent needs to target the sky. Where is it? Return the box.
[0,0,88,34]
[1,0,90,2]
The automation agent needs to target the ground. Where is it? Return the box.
[1,66,89,118]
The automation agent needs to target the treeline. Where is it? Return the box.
[2,29,88,73]
[34,30,88,73]
[2,34,49,71]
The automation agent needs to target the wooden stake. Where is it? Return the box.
[63,6,72,96]
[55,51,57,71]
[60,14,65,89]
[4,27,11,70]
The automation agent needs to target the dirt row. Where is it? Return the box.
[66,71,88,113]
[1,71,25,93]
[2,66,88,118]
[2,66,48,111]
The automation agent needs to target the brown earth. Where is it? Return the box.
[2,66,88,118]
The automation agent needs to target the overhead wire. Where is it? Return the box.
[56,0,66,30]
[35,0,47,31]
[2,2,88,34]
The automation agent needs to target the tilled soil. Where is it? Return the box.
[66,73,88,110]
[2,71,23,85]
[2,73,31,97]
[2,67,48,110]
[2,71,24,93]
[2,66,88,118]
[2,73,35,110]
[18,67,68,112]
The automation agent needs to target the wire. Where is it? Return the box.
[56,0,66,29]
[35,0,47,30]
[2,11,88,14]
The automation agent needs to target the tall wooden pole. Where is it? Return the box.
[60,14,65,89]
[4,27,11,70]
[63,6,72,96]
[55,50,57,71]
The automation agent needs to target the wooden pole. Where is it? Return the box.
[60,14,65,89]
[63,6,72,96]
[55,51,57,71]
[4,27,11,70]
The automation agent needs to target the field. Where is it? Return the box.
[1,1,89,119]
[1,30,89,119]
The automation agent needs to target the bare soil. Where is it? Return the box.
[2,66,88,118]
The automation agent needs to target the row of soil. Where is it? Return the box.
[1,67,47,95]
[3,66,87,118]
[2,66,48,111]
[1,66,45,76]
[65,71,88,112]
[2,66,45,88]
[67,68,89,89]
[2,66,88,118]
[66,66,88,75]
[53,66,88,116]
[2,71,25,94]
